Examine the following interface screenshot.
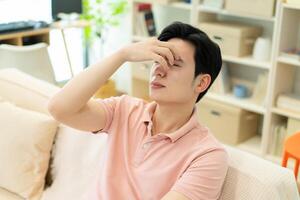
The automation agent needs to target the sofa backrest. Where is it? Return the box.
[0,68,60,115]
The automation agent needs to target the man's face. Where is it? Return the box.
[149,38,198,104]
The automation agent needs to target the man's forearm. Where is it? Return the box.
[48,50,126,116]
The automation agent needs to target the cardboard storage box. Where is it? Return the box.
[199,21,262,57]
[197,99,259,145]
[225,0,276,18]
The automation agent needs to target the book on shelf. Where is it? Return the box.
[269,123,287,157]
[276,93,300,113]
[210,62,231,94]
[135,12,149,37]
[287,117,300,136]
[280,48,300,61]
[134,3,157,37]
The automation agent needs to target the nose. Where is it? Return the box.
[152,63,167,77]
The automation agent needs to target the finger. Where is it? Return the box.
[153,46,174,65]
[156,40,181,60]
[151,53,168,70]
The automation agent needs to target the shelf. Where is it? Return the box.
[133,0,191,10]
[272,107,300,120]
[166,1,192,10]
[223,55,271,69]
[283,3,300,10]
[198,5,275,22]
[277,56,300,67]
[132,0,156,3]
[235,135,262,156]
[205,92,266,114]
[0,28,50,46]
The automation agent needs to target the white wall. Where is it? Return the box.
[0,0,52,23]
[101,13,132,94]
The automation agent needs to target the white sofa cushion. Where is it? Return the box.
[0,101,58,200]
[0,68,59,115]
[41,126,108,200]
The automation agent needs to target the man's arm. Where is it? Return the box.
[47,51,124,132]
[47,38,179,132]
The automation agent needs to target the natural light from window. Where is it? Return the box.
[0,0,85,82]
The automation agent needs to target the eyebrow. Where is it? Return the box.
[175,58,185,64]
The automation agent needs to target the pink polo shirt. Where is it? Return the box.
[89,95,228,200]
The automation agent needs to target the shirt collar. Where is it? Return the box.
[141,101,199,143]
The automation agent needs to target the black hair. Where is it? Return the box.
[157,21,222,103]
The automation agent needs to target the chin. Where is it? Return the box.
[149,92,167,102]
[149,92,178,104]
[150,91,194,105]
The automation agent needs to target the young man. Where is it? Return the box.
[48,22,228,200]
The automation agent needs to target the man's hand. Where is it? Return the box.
[119,37,180,71]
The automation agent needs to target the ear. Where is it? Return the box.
[194,74,211,94]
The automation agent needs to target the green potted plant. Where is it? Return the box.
[80,0,128,66]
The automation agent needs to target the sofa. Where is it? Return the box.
[0,68,299,200]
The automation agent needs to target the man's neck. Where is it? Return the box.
[151,102,194,136]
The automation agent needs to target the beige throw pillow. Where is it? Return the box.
[0,101,58,200]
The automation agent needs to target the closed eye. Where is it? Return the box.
[153,61,159,65]
[172,64,181,67]
[154,61,181,68]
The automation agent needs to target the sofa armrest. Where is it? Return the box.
[220,145,299,200]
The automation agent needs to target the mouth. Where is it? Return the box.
[150,81,165,89]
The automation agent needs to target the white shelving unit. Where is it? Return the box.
[277,56,300,67]
[222,55,271,70]
[129,0,300,168]
[266,2,300,165]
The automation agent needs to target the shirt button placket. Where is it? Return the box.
[134,141,151,166]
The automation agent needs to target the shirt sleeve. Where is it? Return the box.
[171,149,229,200]
[91,95,124,134]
